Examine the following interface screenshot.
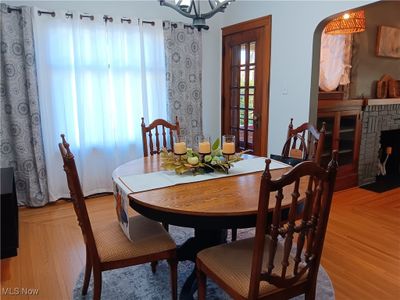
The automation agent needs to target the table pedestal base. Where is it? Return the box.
[178,228,227,300]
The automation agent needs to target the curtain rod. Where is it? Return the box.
[7,6,193,29]
[7,6,21,13]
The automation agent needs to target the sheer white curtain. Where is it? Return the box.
[33,10,167,201]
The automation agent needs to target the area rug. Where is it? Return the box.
[73,226,335,300]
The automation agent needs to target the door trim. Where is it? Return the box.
[221,15,271,156]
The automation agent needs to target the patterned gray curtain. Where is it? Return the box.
[163,22,202,146]
[0,4,49,207]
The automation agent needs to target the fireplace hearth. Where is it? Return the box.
[358,103,400,186]
[363,129,400,192]
[379,129,400,178]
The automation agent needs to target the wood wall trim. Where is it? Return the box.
[222,15,271,36]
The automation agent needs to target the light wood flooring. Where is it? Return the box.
[1,187,399,299]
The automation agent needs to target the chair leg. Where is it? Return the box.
[231,228,237,242]
[151,261,158,274]
[82,248,92,295]
[196,266,206,300]
[168,258,178,300]
[305,283,316,300]
[93,268,102,300]
[162,222,169,231]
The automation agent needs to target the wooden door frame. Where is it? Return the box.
[221,15,271,156]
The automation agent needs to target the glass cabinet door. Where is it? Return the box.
[317,103,362,191]
[338,115,357,166]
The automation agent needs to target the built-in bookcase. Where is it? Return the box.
[317,100,363,191]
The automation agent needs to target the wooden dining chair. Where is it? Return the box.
[231,119,326,242]
[141,117,180,157]
[58,134,177,300]
[282,118,326,165]
[141,116,180,235]
[197,151,338,300]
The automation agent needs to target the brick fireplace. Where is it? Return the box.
[358,103,400,185]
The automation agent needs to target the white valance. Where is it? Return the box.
[319,32,352,92]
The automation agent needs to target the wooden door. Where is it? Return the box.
[222,16,271,156]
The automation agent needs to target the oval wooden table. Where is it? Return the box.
[114,156,294,227]
[113,155,298,299]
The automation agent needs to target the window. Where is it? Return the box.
[33,12,167,200]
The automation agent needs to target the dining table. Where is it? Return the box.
[112,154,302,300]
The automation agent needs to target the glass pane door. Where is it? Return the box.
[230,41,256,152]
[222,17,271,156]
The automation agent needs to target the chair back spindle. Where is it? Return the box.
[282,118,326,165]
[248,151,338,299]
[162,126,167,149]
[141,117,180,157]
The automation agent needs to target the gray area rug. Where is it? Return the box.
[73,226,335,300]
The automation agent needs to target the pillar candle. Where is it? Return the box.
[174,142,187,154]
[198,141,211,154]
[222,142,235,154]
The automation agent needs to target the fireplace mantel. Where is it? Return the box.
[364,98,400,106]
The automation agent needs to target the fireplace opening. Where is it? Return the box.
[375,129,400,190]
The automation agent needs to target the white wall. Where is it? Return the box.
[193,14,224,144]
[7,0,376,154]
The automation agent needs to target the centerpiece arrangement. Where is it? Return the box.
[161,135,244,175]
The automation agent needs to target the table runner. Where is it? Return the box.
[119,157,288,193]
[113,157,290,240]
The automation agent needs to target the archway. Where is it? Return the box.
[309,1,400,190]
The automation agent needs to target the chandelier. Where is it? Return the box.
[159,0,235,31]
[324,10,366,35]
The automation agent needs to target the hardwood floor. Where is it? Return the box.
[321,187,400,299]
[1,187,399,299]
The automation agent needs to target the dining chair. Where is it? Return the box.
[282,118,326,165]
[141,117,180,157]
[231,119,326,242]
[141,116,180,237]
[58,134,177,300]
[197,151,338,300]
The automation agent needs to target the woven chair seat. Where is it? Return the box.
[197,236,307,298]
[93,215,176,263]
